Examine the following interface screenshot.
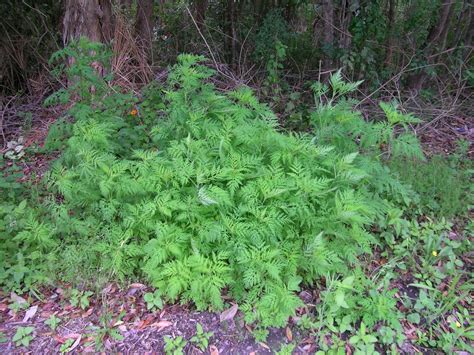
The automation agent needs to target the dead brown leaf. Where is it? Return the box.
[102,284,113,295]
[151,320,173,331]
[135,314,155,329]
[209,345,219,355]
[286,326,293,341]
[63,333,82,339]
[40,310,54,318]
[219,303,238,322]
[22,305,38,322]
[82,307,94,318]
[66,334,82,353]
[55,333,81,344]
[129,283,146,289]
[10,292,27,306]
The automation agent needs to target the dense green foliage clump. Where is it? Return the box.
[0,41,472,352]
[390,152,473,218]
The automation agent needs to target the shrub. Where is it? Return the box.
[0,156,54,292]
[47,52,390,326]
[254,9,290,64]
[0,39,430,328]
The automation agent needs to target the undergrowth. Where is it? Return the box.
[389,146,473,218]
[1,38,471,353]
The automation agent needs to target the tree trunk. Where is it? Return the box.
[453,0,471,47]
[464,8,474,49]
[99,0,114,43]
[321,0,335,71]
[195,0,209,31]
[339,0,352,55]
[225,0,238,68]
[384,0,396,66]
[63,0,102,45]
[438,2,455,50]
[135,0,154,62]
[62,0,114,45]
[408,0,455,92]
[62,0,114,88]
[119,0,132,9]
[426,0,455,47]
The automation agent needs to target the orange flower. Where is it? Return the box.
[130,108,138,116]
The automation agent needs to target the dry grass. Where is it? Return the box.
[110,11,152,93]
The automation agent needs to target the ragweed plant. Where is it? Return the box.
[1,42,418,327]
[1,40,470,354]
[35,50,405,327]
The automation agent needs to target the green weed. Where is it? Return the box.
[144,290,163,311]
[164,335,187,355]
[13,326,35,347]
[44,314,61,331]
[190,323,213,351]
[60,338,74,353]
[69,289,93,310]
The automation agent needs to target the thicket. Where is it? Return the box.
[2,0,472,99]
[1,39,472,352]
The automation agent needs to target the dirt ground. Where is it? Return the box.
[1,274,443,355]
[0,284,310,354]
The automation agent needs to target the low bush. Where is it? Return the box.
[48,50,394,326]
[0,39,469,344]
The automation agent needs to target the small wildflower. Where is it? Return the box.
[455,321,462,328]
[130,108,138,116]
[432,250,438,257]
